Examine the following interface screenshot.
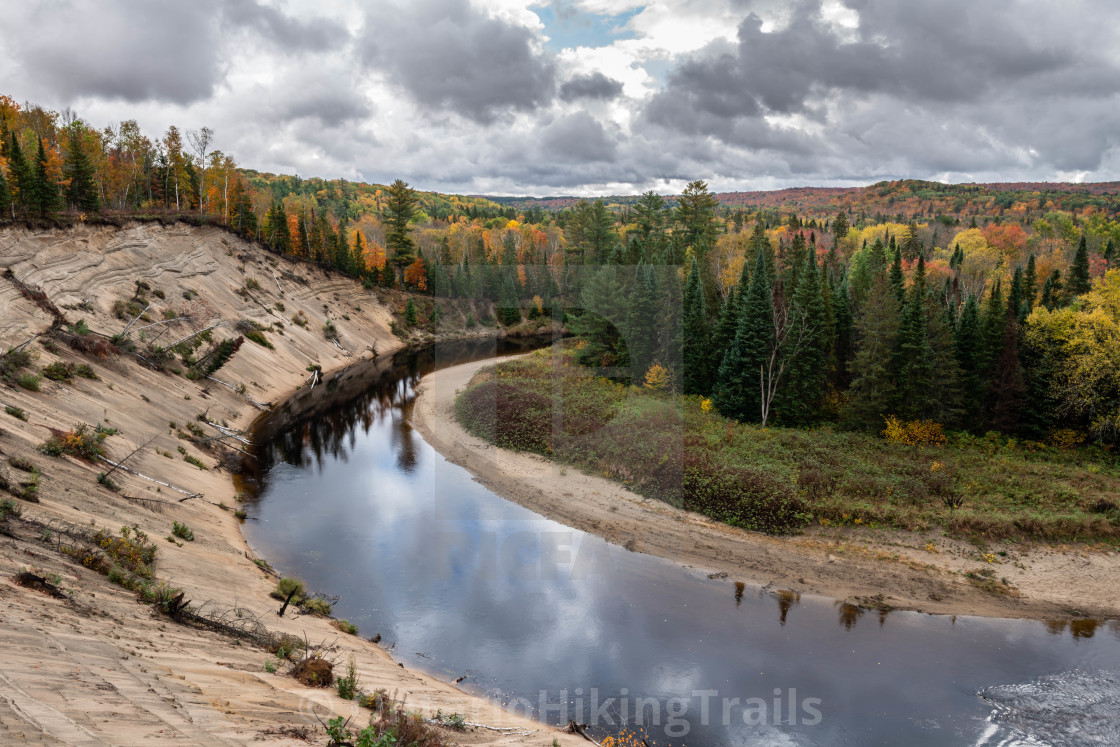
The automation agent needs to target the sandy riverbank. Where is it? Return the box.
[0,222,583,746]
[412,356,1120,621]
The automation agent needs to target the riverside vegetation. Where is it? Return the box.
[457,347,1120,543]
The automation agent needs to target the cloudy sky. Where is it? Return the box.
[2,0,1119,196]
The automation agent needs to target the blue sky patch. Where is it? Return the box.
[534,4,644,51]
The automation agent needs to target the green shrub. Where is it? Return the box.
[17,373,40,391]
[244,329,273,349]
[39,423,112,459]
[171,521,194,541]
[270,576,305,602]
[336,656,360,700]
[5,405,28,421]
[331,619,358,635]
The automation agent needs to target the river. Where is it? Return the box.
[242,340,1120,747]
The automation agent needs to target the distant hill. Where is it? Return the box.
[480,180,1120,221]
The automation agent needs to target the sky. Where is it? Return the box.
[2,0,1120,197]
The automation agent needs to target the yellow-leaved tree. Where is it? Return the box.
[1024,269,1120,440]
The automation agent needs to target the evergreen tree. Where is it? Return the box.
[888,244,905,304]
[844,272,900,429]
[987,308,1024,432]
[1023,254,1038,312]
[625,263,659,380]
[779,250,827,424]
[64,125,99,213]
[713,251,773,422]
[708,287,737,376]
[28,139,59,218]
[497,272,521,326]
[954,295,982,424]
[1040,270,1062,310]
[681,257,711,395]
[1068,234,1091,298]
[0,160,10,219]
[385,178,417,281]
[832,211,849,245]
[894,255,933,419]
[1008,266,1025,323]
[573,267,629,369]
[831,276,853,389]
[6,132,31,215]
[675,180,719,255]
[1105,238,1116,265]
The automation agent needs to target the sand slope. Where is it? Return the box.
[0,222,581,746]
[413,357,1120,621]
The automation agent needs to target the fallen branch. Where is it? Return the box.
[205,376,272,410]
[202,420,251,445]
[271,269,282,293]
[332,338,351,357]
[132,316,191,334]
[95,456,203,499]
[100,434,158,482]
[8,333,42,354]
[119,302,154,337]
[566,721,600,745]
[166,322,225,350]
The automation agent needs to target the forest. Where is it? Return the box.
[1,93,1118,447]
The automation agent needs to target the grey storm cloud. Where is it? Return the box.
[541,112,617,162]
[641,0,1120,179]
[0,0,347,105]
[559,72,624,102]
[360,0,557,124]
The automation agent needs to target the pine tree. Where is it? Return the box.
[573,267,629,369]
[1068,234,1091,298]
[625,263,659,380]
[681,257,711,395]
[713,251,773,422]
[497,272,521,326]
[28,139,59,219]
[1008,266,1026,323]
[888,244,905,304]
[832,211,849,245]
[954,295,982,425]
[778,250,827,424]
[894,255,933,419]
[708,286,737,376]
[6,132,31,215]
[0,160,10,219]
[1040,270,1062,310]
[844,271,900,429]
[385,179,417,281]
[1105,238,1116,265]
[64,125,99,213]
[987,308,1024,433]
[1023,254,1038,312]
[832,276,853,389]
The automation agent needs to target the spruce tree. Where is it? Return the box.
[573,267,629,369]
[681,257,711,395]
[778,250,827,424]
[888,244,905,305]
[625,263,659,380]
[497,272,521,326]
[894,255,933,419]
[1040,270,1061,310]
[1105,238,1116,265]
[64,125,99,213]
[1023,254,1038,312]
[708,287,737,376]
[844,272,900,429]
[832,276,853,389]
[713,251,773,422]
[1068,234,1091,298]
[954,295,982,425]
[28,139,59,218]
[0,161,10,219]
[7,132,30,215]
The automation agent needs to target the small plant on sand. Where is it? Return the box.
[39,423,113,460]
[96,471,120,492]
[17,373,41,391]
[322,319,339,341]
[5,405,29,421]
[171,521,195,541]
[336,655,361,700]
[331,619,358,635]
[263,659,277,674]
[271,576,306,602]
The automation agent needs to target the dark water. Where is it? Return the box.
[243,342,1120,747]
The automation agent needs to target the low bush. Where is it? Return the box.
[171,521,194,541]
[5,405,29,421]
[39,423,113,460]
[16,373,41,391]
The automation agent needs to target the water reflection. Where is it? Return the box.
[244,344,1120,747]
